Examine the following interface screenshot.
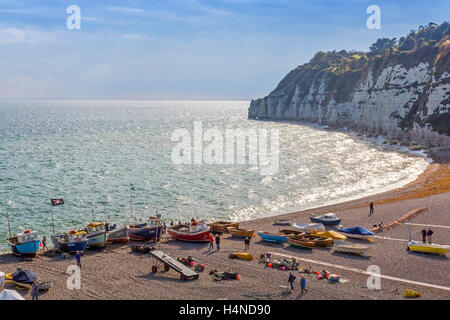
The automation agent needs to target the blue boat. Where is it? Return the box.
[309,213,342,226]
[51,231,88,253]
[84,222,108,249]
[6,230,41,257]
[258,231,287,243]
[128,217,162,241]
[337,226,375,240]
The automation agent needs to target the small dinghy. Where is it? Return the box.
[258,232,287,243]
[293,223,325,233]
[334,241,371,257]
[337,226,375,241]
[310,213,342,226]
[311,229,347,241]
[303,235,334,247]
[227,227,255,238]
[286,236,315,249]
[278,229,305,238]
[209,221,239,233]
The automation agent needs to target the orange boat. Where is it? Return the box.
[209,221,239,233]
[227,227,255,238]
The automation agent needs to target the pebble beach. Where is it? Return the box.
[1,152,449,300]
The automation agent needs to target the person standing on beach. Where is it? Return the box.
[244,237,250,251]
[300,275,307,294]
[288,272,296,290]
[427,228,434,244]
[31,281,39,300]
[215,234,221,251]
[209,233,214,250]
[421,228,427,243]
[75,251,82,269]
[42,236,47,251]
[369,202,374,216]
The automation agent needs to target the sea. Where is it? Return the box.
[0,100,430,252]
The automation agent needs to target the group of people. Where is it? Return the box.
[421,228,434,243]
[288,272,307,294]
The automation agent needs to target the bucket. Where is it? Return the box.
[0,271,5,290]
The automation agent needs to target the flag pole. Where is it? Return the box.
[51,205,55,234]
[130,184,133,219]
[6,211,12,238]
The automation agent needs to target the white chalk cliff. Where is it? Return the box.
[249,22,450,149]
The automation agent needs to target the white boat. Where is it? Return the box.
[293,223,325,233]
[273,219,291,226]
[334,241,371,257]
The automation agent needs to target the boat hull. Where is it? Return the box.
[407,241,449,255]
[107,226,129,244]
[128,226,162,242]
[227,227,255,238]
[167,229,210,242]
[210,222,239,233]
[310,217,341,226]
[52,237,88,253]
[293,223,325,233]
[87,232,108,249]
[7,240,41,257]
[287,237,314,249]
[334,243,371,257]
[258,232,286,243]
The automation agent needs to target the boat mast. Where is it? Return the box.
[51,205,55,234]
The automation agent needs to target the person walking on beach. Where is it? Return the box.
[209,233,214,250]
[369,202,374,216]
[288,272,296,291]
[244,237,250,251]
[75,251,82,269]
[31,281,39,300]
[421,228,427,243]
[300,275,307,294]
[215,234,221,251]
[427,228,434,244]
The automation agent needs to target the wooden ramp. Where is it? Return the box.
[149,250,199,281]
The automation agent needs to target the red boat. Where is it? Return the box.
[168,221,210,242]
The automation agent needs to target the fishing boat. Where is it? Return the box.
[107,225,129,244]
[337,226,375,241]
[311,229,347,241]
[6,230,41,257]
[273,219,291,226]
[168,220,210,242]
[334,241,371,257]
[286,236,315,249]
[258,232,286,243]
[51,230,88,253]
[128,216,162,242]
[84,222,108,249]
[227,227,255,238]
[293,223,325,233]
[278,229,305,237]
[209,221,239,233]
[303,234,334,247]
[407,240,449,256]
[310,213,342,226]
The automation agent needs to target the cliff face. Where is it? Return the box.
[249,22,450,150]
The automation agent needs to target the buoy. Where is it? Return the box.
[268,263,272,268]
[282,266,286,270]
[189,261,195,267]
[236,275,241,280]
[24,229,31,234]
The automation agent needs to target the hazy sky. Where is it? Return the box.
[0,0,448,99]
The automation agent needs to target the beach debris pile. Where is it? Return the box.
[371,207,428,233]
[260,254,299,270]
[177,255,195,267]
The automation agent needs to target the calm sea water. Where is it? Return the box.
[0,100,428,251]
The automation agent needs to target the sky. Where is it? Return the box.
[0,0,448,100]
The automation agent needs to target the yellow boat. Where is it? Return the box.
[229,252,253,260]
[209,221,239,233]
[404,288,422,298]
[311,229,347,241]
[407,241,449,256]
[226,227,255,238]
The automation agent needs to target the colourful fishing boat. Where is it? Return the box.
[168,221,210,242]
[258,231,286,243]
[227,227,255,238]
[286,236,315,249]
[6,230,41,257]
[128,216,162,241]
[303,234,334,247]
[278,229,305,237]
[84,222,108,249]
[51,230,88,253]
